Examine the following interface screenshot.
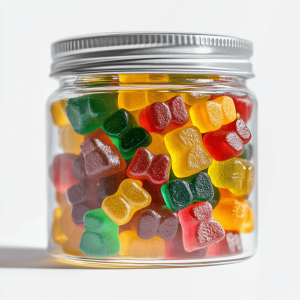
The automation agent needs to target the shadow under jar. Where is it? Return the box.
[47,32,257,268]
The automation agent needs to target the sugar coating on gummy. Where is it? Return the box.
[102,109,152,159]
[80,209,120,257]
[139,96,189,133]
[102,179,151,225]
[65,93,118,135]
[164,126,212,178]
[80,135,126,179]
[206,231,243,257]
[203,119,251,161]
[50,153,78,193]
[208,158,254,196]
[127,148,171,185]
[131,203,178,240]
[161,172,214,211]
[178,202,225,252]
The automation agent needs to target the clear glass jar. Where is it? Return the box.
[47,33,257,268]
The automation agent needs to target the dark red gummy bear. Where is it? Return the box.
[66,179,100,224]
[139,96,189,133]
[72,153,88,181]
[127,148,171,185]
[142,180,165,205]
[165,225,207,259]
[50,153,78,193]
[131,203,178,240]
[178,202,225,252]
[203,119,251,161]
[206,231,242,257]
[80,136,126,179]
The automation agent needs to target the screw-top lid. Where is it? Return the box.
[51,32,253,78]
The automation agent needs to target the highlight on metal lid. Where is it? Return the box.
[50,32,254,78]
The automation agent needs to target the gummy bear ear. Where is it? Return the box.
[191,202,213,222]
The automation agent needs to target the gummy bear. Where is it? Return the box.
[127,148,171,185]
[190,96,236,133]
[80,134,126,179]
[50,99,69,127]
[102,179,151,225]
[131,203,178,240]
[50,154,78,193]
[164,126,212,178]
[178,202,225,252]
[118,90,148,111]
[165,225,208,259]
[102,109,152,159]
[203,119,251,161]
[51,207,67,246]
[161,172,214,211]
[65,93,118,135]
[147,132,169,156]
[139,97,189,134]
[80,209,120,257]
[230,94,253,123]
[208,158,254,196]
[67,179,100,224]
[58,125,84,155]
[119,230,165,257]
[206,231,242,257]
[72,152,88,181]
[58,207,85,256]
[213,197,255,233]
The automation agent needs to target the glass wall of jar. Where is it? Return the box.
[47,73,257,267]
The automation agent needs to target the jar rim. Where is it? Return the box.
[50,32,254,78]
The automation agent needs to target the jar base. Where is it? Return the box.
[50,251,254,269]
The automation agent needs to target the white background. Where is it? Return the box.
[0,0,299,299]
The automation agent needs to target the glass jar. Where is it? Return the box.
[47,33,257,267]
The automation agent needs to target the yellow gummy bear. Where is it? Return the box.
[213,197,255,233]
[51,207,67,246]
[58,125,84,155]
[208,158,254,196]
[183,92,212,105]
[190,96,236,133]
[118,90,148,111]
[213,96,236,125]
[147,133,169,156]
[50,99,69,127]
[164,126,212,178]
[119,230,165,257]
[102,179,151,225]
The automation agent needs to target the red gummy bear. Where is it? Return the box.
[165,225,208,259]
[206,231,242,257]
[80,136,126,179]
[50,154,78,193]
[127,148,171,185]
[139,96,189,133]
[178,202,225,252]
[203,118,251,161]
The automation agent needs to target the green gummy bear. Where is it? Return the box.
[102,109,152,159]
[239,144,253,160]
[65,93,118,135]
[79,209,120,257]
[161,172,214,211]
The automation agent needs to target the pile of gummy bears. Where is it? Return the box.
[50,82,254,260]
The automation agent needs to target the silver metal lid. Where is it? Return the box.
[51,32,253,78]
